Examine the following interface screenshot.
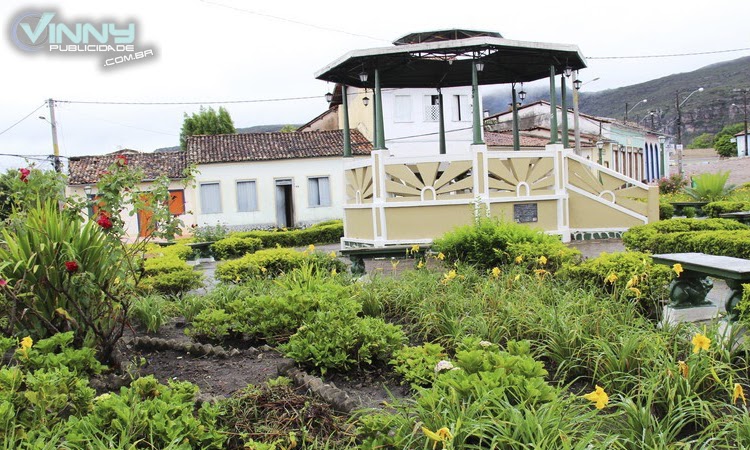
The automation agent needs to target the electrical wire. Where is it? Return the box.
[589,47,750,60]
[56,94,325,106]
[0,103,47,136]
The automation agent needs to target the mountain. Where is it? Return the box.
[483,56,750,144]
[236,124,301,133]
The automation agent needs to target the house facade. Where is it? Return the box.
[187,130,372,230]
[735,131,749,157]
[486,101,666,182]
[67,149,194,240]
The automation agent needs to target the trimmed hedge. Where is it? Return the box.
[211,236,262,260]
[215,248,347,283]
[140,243,203,296]
[703,201,750,218]
[623,218,749,253]
[659,202,675,220]
[232,221,343,249]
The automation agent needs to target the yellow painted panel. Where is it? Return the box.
[527,157,555,183]
[568,192,644,228]
[385,205,473,240]
[344,209,375,240]
[487,159,518,184]
[434,161,473,190]
[416,162,440,187]
[385,165,423,190]
[386,179,421,197]
[489,201,559,231]
[435,176,474,195]
[488,178,517,191]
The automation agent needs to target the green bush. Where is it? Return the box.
[211,236,262,260]
[623,218,748,252]
[130,295,177,333]
[215,248,345,283]
[683,171,735,202]
[660,202,675,220]
[232,221,343,248]
[140,269,203,297]
[559,251,673,319]
[433,218,568,270]
[658,174,689,195]
[506,241,581,274]
[703,201,750,218]
[192,223,229,242]
[280,298,406,374]
[143,255,189,276]
[389,342,447,388]
[684,206,697,218]
[144,242,194,261]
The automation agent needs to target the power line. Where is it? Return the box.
[199,0,389,43]
[56,94,325,106]
[589,47,750,60]
[0,103,47,136]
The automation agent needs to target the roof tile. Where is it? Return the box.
[68,151,187,185]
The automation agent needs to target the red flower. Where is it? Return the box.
[64,261,79,273]
[19,168,30,183]
[115,155,128,166]
[0,279,7,287]
[97,214,113,230]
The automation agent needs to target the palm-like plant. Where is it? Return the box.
[683,171,736,202]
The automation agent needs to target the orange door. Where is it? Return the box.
[137,193,155,237]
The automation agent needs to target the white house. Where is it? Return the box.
[735,131,749,157]
[187,130,372,230]
[67,149,194,240]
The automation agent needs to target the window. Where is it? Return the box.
[423,95,440,122]
[236,180,258,212]
[200,182,221,214]
[308,177,331,207]
[394,95,412,122]
[452,95,471,122]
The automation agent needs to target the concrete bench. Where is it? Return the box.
[339,245,426,276]
[652,252,750,321]
[719,211,750,225]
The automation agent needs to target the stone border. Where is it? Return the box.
[129,336,242,359]
[570,230,624,241]
[277,359,359,413]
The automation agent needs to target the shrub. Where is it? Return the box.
[143,255,189,275]
[232,221,343,248]
[211,236,262,260]
[130,295,177,333]
[658,174,689,195]
[215,248,346,283]
[390,342,447,388]
[684,206,697,218]
[140,269,203,297]
[660,202,675,220]
[192,223,229,242]
[623,218,748,252]
[432,218,568,270]
[703,201,750,218]
[281,296,405,374]
[683,171,736,202]
[506,241,581,274]
[559,251,673,319]
[688,132,714,149]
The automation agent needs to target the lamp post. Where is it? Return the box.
[624,99,647,122]
[658,135,666,178]
[596,140,604,165]
[572,74,600,155]
[733,88,748,157]
[39,98,61,173]
[676,87,704,175]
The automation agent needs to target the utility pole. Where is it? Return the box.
[676,91,683,176]
[46,98,61,173]
[624,102,629,122]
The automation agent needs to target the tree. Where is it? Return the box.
[687,133,714,149]
[180,106,236,150]
[714,134,736,157]
[279,124,298,133]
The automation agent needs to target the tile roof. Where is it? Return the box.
[186,129,372,164]
[485,131,554,147]
[68,150,187,185]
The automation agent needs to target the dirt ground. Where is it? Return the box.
[672,149,750,185]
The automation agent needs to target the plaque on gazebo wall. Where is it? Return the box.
[514,203,538,223]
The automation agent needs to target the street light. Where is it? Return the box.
[624,99,647,122]
[676,87,704,175]
[596,140,604,165]
[658,135,667,178]
[572,74,601,154]
[733,88,748,157]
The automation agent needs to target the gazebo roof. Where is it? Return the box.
[315,33,587,89]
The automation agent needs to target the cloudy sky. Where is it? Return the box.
[1,0,748,170]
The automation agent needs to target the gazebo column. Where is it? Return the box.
[549,65,558,144]
[511,85,520,151]
[472,61,484,145]
[374,68,386,150]
[341,85,352,157]
[438,88,446,154]
[372,91,378,146]
[560,75,569,148]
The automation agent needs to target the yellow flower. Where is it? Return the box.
[331,268,337,276]
[678,360,689,379]
[734,383,747,406]
[626,275,639,288]
[442,270,457,284]
[410,244,420,254]
[417,260,425,269]
[514,274,521,282]
[692,333,711,354]
[538,255,548,266]
[260,266,267,274]
[673,263,684,277]
[436,252,445,261]
[515,255,523,264]
[628,287,642,297]
[491,267,501,278]
[19,336,33,358]
[534,268,549,279]
[605,272,618,284]
[307,244,315,253]
[583,385,609,410]
[328,251,337,258]
[421,426,453,450]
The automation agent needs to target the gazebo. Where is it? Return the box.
[315,30,658,248]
